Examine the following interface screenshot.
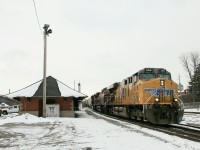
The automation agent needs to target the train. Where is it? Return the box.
[89,68,184,125]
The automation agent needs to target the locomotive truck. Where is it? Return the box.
[91,68,184,125]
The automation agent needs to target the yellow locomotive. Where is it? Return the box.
[91,68,184,124]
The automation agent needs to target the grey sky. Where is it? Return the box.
[0,0,200,96]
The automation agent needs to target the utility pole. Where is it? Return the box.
[178,74,180,92]
[43,24,52,118]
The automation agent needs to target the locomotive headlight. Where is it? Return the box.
[155,98,159,102]
[160,80,165,86]
[174,98,178,102]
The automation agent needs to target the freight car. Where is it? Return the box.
[91,68,184,124]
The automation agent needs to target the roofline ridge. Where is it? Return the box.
[5,79,42,96]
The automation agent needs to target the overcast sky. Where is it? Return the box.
[0,0,200,96]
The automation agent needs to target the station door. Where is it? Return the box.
[46,104,60,117]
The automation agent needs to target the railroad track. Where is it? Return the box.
[157,124,200,142]
[184,112,200,114]
[174,123,200,130]
[86,108,200,143]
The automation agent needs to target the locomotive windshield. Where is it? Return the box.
[157,74,171,79]
[139,73,156,79]
[136,68,172,81]
[139,73,171,80]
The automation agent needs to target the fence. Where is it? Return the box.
[183,102,200,109]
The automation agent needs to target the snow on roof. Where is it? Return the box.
[7,81,42,98]
[6,76,87,99]
[0,102,9,107]
[57,80,86,98]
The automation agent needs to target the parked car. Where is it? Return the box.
[2,105,19,115]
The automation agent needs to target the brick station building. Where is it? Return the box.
[6,76,87,117]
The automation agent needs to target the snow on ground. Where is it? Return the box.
[181,109,200,126]
[184,108,200,112]
[0,113,53,125]
[0,109,200,150]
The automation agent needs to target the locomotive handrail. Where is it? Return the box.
[145,91,157,106]
[143,91,157,118]
[174,93,184,108]
[104,95,112,105]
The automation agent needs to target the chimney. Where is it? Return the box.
[78,82,81,92]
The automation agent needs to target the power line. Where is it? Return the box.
[32,0,42,35]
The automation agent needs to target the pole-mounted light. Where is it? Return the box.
[43,24,52,35]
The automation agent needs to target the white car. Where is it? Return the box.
[2,105,19,115]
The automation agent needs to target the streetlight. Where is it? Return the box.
[43,24,52,118]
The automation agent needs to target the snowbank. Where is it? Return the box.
[0,113,53,125]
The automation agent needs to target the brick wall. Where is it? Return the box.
[20,97,39,111]
[56,97,73,111]
[20,96,74,115]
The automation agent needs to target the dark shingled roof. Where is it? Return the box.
[34,76,61,97]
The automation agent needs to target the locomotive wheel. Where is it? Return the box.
[109,108,113,115]
[136,110,142,120]
[131,115,136,120]
[126,106,132,119]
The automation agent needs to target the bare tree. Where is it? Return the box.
[180,51,200,104]
[180,53,192,80]
[180,51,200,81]
[190,51,200,73]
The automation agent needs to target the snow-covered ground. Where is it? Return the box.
[0,109,199,150]
[184,108,200,112]
[182,108,200,126]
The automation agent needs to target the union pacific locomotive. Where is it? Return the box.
[91,68,184,125]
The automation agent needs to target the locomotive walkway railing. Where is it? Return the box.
[143,91,157,118]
